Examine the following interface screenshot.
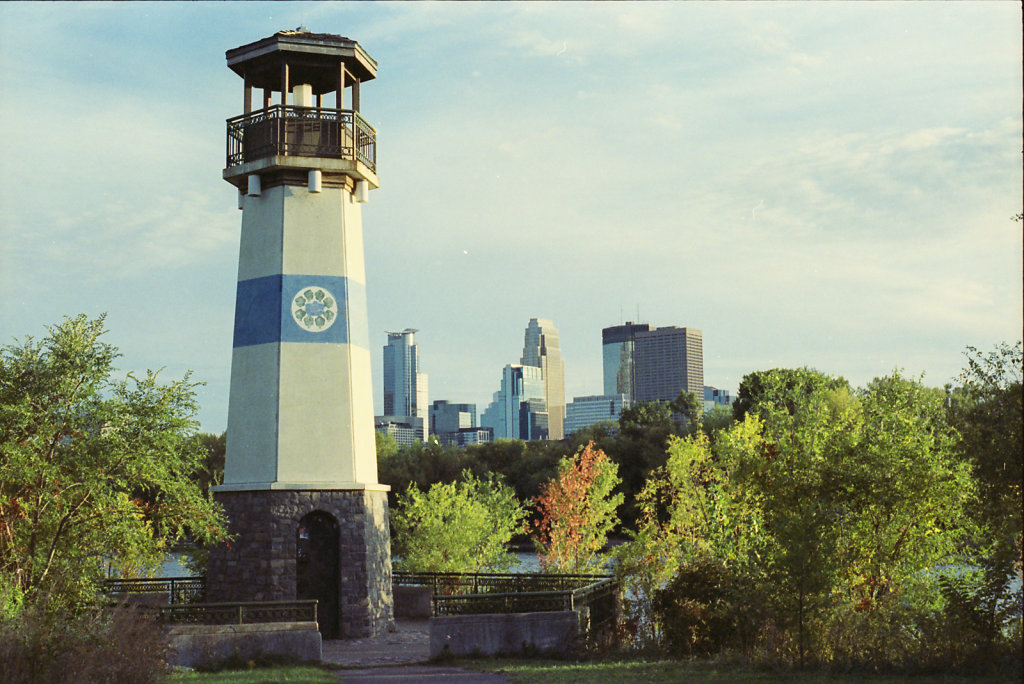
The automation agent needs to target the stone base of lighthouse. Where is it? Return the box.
[206,488,394,639]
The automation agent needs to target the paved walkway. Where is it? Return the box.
[322,619,515,683]
[322,619,432,667]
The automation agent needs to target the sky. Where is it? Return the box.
[1,1,1021,433]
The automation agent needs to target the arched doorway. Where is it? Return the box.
[296,511,339,638]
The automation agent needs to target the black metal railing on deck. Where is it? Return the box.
[226,105,376,172]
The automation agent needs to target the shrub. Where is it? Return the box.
[0,601,170,684]
[654,559,765,658]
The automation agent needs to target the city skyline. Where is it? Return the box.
[1,3,1020,432]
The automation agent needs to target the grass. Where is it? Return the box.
[466,657,1022,684]
[169,665,336,683]
[169,658,1021,684]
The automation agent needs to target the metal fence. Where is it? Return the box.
[393,571,618,639]
[102,576,205,604]
[226,105,377,172]
[156,599,318,626]
[393,571,609,596]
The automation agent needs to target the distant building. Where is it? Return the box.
[382,329,428,441]
[602,322,704,406]
[430,400,476,434]
[440,427,493,447]
[634,326,703,403]
[374,418,423,447]
[602,322,651,406]
[521,318,566,440]
[480,364,548,440]
[564,394,626,436]
[704,386,732,412]
[518,397,549,441]
[430,400,477,445]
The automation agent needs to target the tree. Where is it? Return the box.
[192,431,225,494]
[390,470,527,574]
[532,442,623,574]
[948,342,1022,564]
[732,367,849,422]
[0,315,227,612]
[614,423,767,649]
[946,342,1023,647]
[614,400,678,527]
[700,404,735,437]
[622,367,977,666]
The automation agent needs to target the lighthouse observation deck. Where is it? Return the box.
[222,29,379,190]
[226,105,376,172]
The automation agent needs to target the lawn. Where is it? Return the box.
[474,658,1020,684]
[170,665,336,683]
[171,659,1019,684]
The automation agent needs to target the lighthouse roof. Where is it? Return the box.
[226,29,377,93]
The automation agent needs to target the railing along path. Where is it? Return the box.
[103,576,205,605]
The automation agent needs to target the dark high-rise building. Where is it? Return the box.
[601,322,651,405]
[602,322,703,405]
[634,326,703,403]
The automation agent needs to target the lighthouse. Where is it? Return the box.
[207,29,393,639]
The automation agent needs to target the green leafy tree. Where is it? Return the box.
[623,367,976,666]
[700,404,736,437]
[946,342,1023,648]
[374,430,399,463]
[614,400,678,527]
[391,470,527,574]
[532,442,623,574]
[192,431,225,494]
[0,315,227,612]
[614,422,767,648]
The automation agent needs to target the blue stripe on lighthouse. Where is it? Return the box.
[233,274,282,347]
[233,274,368,349]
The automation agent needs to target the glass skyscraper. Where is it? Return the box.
[381,328,428,441]
[602,322,703,405]
[601,322,651,405]
[521,318,565,440]
[480,364,548,440]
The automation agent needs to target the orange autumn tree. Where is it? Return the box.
[532,441,624,573]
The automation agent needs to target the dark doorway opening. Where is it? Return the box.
[296,511,340,638]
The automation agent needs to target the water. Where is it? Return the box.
[158,550,544,578]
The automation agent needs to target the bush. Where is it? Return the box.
[391,470,528,574]
[654,559,764,658]
[0,601,170,683]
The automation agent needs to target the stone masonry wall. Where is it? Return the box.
[207,489,394,638]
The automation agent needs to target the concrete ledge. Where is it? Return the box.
[167,621,322,668]
[393,586,432,618]
[429,611,578,658]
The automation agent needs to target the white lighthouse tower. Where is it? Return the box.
[207,29,392,639]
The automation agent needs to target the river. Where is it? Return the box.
[157,550,544,577]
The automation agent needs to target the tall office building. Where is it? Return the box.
[521,318,565,440]
[381,329,428,441]
[480,364,548,441]
[602,322,703,405]
[602,322,651,405]
[634,327,703,403]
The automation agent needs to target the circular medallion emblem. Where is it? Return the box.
[291,286,339,332]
